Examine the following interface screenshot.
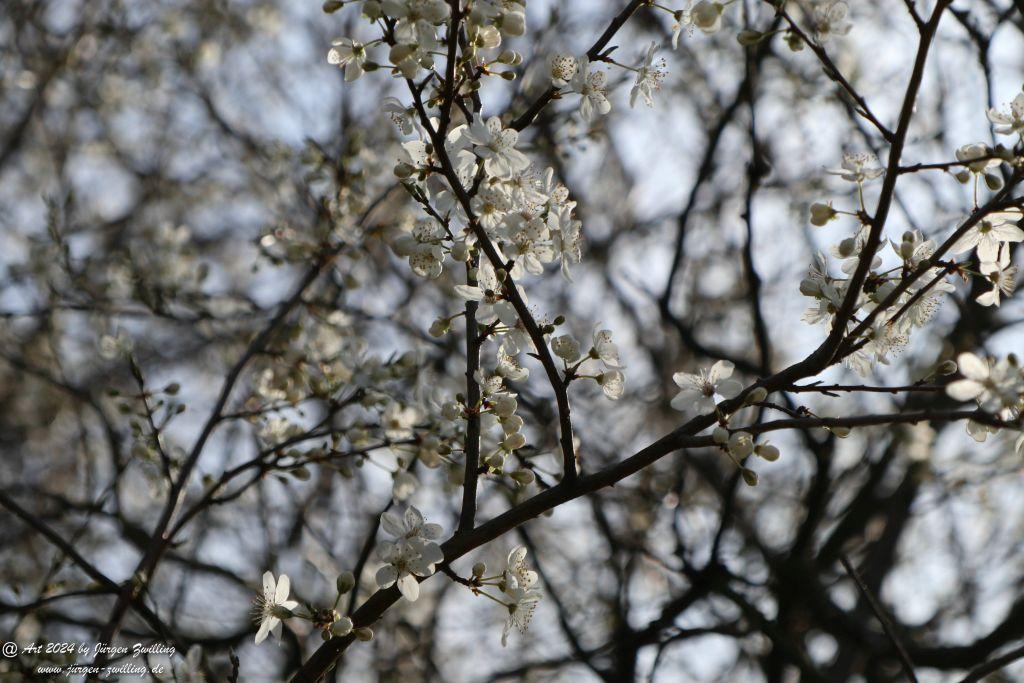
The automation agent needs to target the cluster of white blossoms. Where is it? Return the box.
[551,324,625,399]
[544,42,667,120]
[670,360,778,485]
[374,505,445,602]
[465,546,541,646]
[803,120,1024,376]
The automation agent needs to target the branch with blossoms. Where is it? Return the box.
[198,1,1024,680]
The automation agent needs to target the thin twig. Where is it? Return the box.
[840,554,918,683]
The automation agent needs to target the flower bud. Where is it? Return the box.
[331,617,354,636]
[830,425,851,438]
[501,415,524,434]
[322,0,343,11]
[809,202,838,227]
[394,162,414,178]
[472,562,486,578]
[837,237,857,258]
[354,627,374,641]
[728,431,755,458]
[741,468,759,486]
[737,29,764,46]
[799,278,822,297]
[985,173,1003,190]
[429,318,450,337]
[936,360,958,376]
[336,571,356,595]
[713,426,730,444]
[954,169,971,184]
[755,443,780,461]
[499,71,517,81]
[502,432,526,451]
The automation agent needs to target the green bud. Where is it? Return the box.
[985,173,1003,190]
[322,0,343,12]
[936,359,958,376]
[336,571,356,595]
[737,30,764,46]
[472,562,486,577]
[354,627,374,641]
[741,468,759,487]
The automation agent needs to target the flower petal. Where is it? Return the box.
[957,352,988,380]
[375,564,398,589]
[397,574,420,601]
[274,574,291,605]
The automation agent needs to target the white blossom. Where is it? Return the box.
[810,1,852,43]
[548,53,578,87]
[465,115,531,179]
[569,57,612,122]
[375,506,445,602]
[253,572,299,645]
[946,352,1023,414]
[976,250,1017,307]
[956,143,999,174]
[671,360,743,412]
[827,153,884,183]
[952,210,1024,262]
[630,42,668,109]
[499,546,541,646]
[987,90,1024,136]
[328,38,369,81]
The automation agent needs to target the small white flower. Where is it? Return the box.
[598,369,625,400]
[375,506,445,602]
[987,90,1024,136]
[328,38,369,82]
[630,42,668,109]
[955,143,999,174]
[253,572,299,645]
[827,153,884,183]
[551,334,581,362]
[810,1,852,43]
[500,546,541,646]
[670,8,693,48]
[548,53,578,87]
[569,57,612,122]
[591,325,622,368]
[671,360,743,413]
[952,210,1024,263]
[945,352,1022,413]
[976,250,1017,307]
[465,115,531,180]
[383,96,417,135]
